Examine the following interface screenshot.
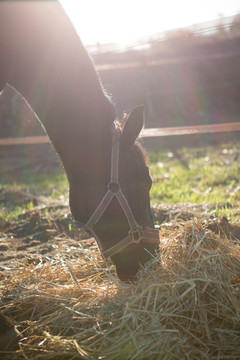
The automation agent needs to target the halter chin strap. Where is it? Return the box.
[84,123,160,260]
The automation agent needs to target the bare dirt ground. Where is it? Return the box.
[0,189,90,274]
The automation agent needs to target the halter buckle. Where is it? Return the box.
[130,227,142,244]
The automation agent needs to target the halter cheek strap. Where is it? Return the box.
[84,123,160,260]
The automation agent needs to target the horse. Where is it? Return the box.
[0,0,160,350]
[0,0,161,321]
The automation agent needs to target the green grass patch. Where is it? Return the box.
[0,169,68,222]
[149,143,240,207]
[1,201,35,221]
[0,169,68,198]
[1,141,239,223]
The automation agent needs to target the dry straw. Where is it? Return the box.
[1,219,240,359]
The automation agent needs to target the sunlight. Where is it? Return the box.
[60,0,240,45]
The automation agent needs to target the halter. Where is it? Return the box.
[84,123,160,260]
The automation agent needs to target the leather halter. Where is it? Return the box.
[84,123,160,260]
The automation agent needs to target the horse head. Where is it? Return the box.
[69,106,159,282]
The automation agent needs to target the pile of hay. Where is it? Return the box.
[1,219,240,359]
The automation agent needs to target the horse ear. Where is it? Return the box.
[121,106,144,148]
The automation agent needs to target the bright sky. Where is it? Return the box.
[60,0,240,45]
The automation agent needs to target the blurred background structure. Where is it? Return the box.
[0,10,240,175]
[91,14,240,129]
[1,13,240,135]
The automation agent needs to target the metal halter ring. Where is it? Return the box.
[130,227,142,244]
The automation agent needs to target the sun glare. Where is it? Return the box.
[60,0,240,45]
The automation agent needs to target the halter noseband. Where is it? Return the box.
[84,123,160,260]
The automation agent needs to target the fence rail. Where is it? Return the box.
[96,52,240,72]
[0,122,240,146]
[141,122,240,137]
[0,136,50,146]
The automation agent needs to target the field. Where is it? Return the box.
[0,140,240,359]
[149,141,240,225]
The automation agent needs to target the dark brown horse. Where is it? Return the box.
[0,0,160,349]
[0,1,159,281]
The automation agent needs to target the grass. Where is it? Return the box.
[0,168,68,223]
[21,170,68,198]
[149,142,240,207]
[1,169,68,197]
[0,141,239,222]
[1,201,35,221]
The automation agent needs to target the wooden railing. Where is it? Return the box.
[0,122,240,146]
[141,122,240,137]
[0,135,50,146]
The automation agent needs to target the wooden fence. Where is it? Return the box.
[0,122,240,146]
